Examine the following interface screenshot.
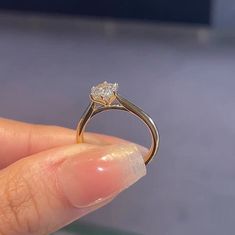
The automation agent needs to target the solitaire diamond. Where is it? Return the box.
[90,81,118,105]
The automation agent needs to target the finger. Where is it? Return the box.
[0,118,128,168]
[0,143,146,235]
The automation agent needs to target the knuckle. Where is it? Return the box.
[0,167,41,234]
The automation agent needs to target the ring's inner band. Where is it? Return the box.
[76,94,159,165]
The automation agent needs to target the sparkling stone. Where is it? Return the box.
[90,81,118,104]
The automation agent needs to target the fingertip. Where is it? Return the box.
[84,132,149,156]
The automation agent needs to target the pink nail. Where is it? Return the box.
[57,144,146,208]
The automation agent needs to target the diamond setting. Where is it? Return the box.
[90,81,118,105]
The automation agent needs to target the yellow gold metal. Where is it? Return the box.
[76,85,159,165]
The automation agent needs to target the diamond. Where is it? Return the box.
[90,81,118,105]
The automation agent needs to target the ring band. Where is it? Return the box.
[76,81,159,165]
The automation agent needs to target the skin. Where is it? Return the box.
[0,118,147,235]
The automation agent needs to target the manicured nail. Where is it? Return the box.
[57,144,146,208]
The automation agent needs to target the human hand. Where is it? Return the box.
[0,118,146,235]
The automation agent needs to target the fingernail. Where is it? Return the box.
[57,143,146,208]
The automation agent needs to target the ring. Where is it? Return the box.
[76,81,159,165]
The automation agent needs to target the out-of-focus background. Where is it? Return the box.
[0,1,235,235]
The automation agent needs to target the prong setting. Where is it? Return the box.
[90,81,118,105]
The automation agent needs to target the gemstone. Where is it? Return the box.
[90,81,118,105]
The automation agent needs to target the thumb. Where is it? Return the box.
[0,143,146,235]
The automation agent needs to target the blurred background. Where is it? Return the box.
[0,1,235,235]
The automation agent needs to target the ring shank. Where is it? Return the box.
[76,94,159,165]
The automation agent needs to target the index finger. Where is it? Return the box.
[0,118,127,169]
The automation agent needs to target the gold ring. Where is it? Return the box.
[76,81,159,165]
